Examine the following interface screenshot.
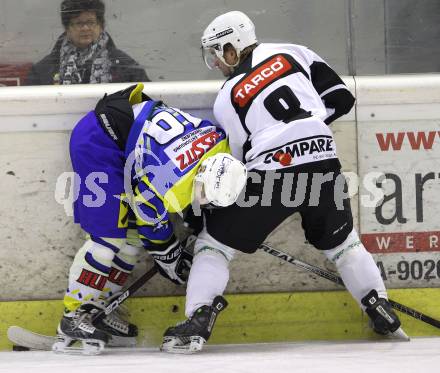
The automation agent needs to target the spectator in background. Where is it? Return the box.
[25,0,149,85]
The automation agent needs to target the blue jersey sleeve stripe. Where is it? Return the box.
[134,194,160,214]
[138,223,173,241]
[140,175,165,202]
[134,182,164,211]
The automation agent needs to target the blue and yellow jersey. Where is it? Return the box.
[124,100,229,247]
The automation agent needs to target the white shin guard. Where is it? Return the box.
[324,229,387,308]
[65,239,117,309]
[185,229,234,318]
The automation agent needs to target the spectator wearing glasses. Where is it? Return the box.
[25,0,149,85]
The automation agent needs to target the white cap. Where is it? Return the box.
[201,11,257,69]
[194,153,247,207]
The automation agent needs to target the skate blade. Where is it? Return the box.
[388,327,410,341]
[52,336,105,355]
[161,336,206,354]
[107,335,137,348]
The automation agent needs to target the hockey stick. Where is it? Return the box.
[260,243,440,329]
[93,265,158,323]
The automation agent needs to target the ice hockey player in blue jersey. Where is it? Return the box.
[161,11,406,354]
[53,83,247,354]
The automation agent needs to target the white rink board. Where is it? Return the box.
[0,80,356,301]
[1,76,440,300]
[0,338,439,373]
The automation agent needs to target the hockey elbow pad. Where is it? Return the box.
[95,83,151,151]
[323,90,355,125]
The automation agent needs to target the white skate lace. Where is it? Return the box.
[98,296,132,334]
[71,309,94,331]
[103,312,130,334]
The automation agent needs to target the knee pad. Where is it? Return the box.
[115,243,141,267]
[323,229,363,265]
[194,229,235,262]
[70,239,117,279]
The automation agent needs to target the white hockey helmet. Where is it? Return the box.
[194,153,247,207]
[201,11,257,69]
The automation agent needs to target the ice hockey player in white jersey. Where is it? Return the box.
[161,10,406,353]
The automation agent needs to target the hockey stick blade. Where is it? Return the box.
[7,326,55,351]
[260,243,440,329]
[8,266,158,351]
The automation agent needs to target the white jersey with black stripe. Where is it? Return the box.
[213,43,354,170]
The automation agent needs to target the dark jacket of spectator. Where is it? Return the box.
[26,32,149,85]
[25,0,150,85]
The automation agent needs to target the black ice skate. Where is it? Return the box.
[361,289,409,341]
[95,305,138,347]
[161,295,228,353]
[52,303,109,355]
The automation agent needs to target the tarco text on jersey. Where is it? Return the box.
[234,57,287,105]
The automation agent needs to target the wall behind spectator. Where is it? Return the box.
[0,0,349,81]
[0,0,439,82]
[384,0,440,73]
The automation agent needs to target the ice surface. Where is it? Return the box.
[0,338,439,373]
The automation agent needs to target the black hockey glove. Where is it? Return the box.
[149,238,193,285]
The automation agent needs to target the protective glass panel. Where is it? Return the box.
[0,0,438,87]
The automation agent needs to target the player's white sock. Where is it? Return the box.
[324,228,387,307]
[185,230,234,317]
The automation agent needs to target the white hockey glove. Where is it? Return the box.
[149,238,193,285]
